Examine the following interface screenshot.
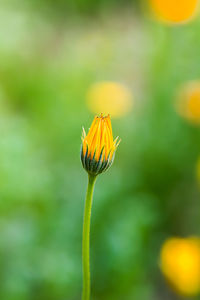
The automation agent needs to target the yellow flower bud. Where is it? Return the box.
[81,114,120,175]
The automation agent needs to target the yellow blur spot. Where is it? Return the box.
[86,81,133,118]
[149,0,199,24]
[176,81,200,125]
[160,237,200,296]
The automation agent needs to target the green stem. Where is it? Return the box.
[82,174,97,300]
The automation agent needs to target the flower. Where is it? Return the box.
[176,80,200,125]
[149,0,198,24]
[81,114,120,176]
[160,237,200,296]
[86,81,133,118]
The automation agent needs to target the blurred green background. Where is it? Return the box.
[0,0,200,299]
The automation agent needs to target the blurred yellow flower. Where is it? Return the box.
[86,81,133,118]
[149,0,199,24]
[176,80,200,125]
[81,114,120,175]
[160,237,200,296]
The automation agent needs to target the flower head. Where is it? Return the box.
[81,114,120,176]
[160,237,200,296]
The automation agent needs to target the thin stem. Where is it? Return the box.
[82,174,97,300]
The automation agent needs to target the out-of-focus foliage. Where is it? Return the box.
[0,0,200,300]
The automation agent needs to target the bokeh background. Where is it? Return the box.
[0,0,200,299]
